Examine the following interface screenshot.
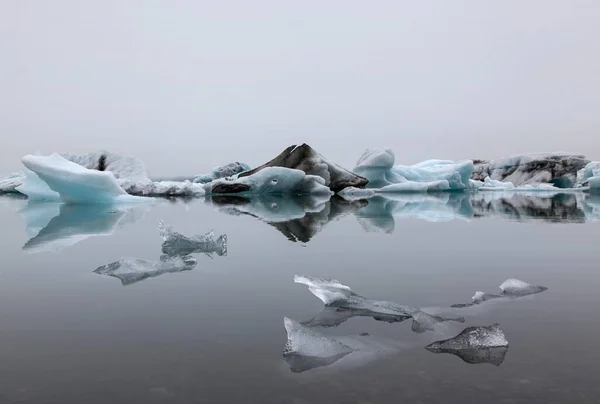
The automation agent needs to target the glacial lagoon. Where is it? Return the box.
[0,191,599,403]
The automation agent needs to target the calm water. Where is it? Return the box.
[0,192,599,404]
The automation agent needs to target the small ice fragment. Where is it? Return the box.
[159,221,227,257]
[93,255,197,285]
[426,323,508,351]
[499,278,548,295]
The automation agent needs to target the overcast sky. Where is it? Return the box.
[1,1,599,176]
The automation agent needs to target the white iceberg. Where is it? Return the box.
[21,154,148,204]
[353,148,473,191]
[93,255,197,285]
[0,172,24,193]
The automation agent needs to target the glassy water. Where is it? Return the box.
[0,192,599,404]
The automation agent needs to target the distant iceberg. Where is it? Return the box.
[159,221,227,257]
[94,255,197,285]
[193,162,250,184]
[353,148,473,191]
[239,144,368,192]
[0,172,24,193]
[473,153,589,189]
[21,154,148,204]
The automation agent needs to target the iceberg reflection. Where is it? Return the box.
[20,202,146,253]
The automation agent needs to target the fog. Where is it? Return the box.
[1,0,599,176]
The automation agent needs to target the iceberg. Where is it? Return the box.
[294,275,416,318]
[282,317,402,373]
[577,161,600,190]
[21,202,146,253]
[205,167,333,196]
[21,154,147,204]
[353,148,473,191]
[93,255,197,285]
[238,144,368,192]
[158,221,227,257]
[0,172,24,193]
[193,162,251,184]
[472,153,589,188]
[16,168,60,201]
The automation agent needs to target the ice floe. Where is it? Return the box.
[159,221,227,258]
[93,255,197,286]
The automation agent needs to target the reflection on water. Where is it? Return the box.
[425,346,509,366]
[20,202,146,253]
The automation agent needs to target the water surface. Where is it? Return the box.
[0,192,599,404]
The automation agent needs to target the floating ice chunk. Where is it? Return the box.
[239,144,367,193]
[410,311,465,334]
[294,275,416,318]
[142,181,206,197]
[21,154,147,204]
[578,161,600,189]
[21,203,145,253]
[337,187,376,201]
[473,153,589,188]
[353,148,473,191]
[283,317,353,358]
[426,323,508,351]
[158,221,227,257]
[282,317,402,373]
[0,172,24,193]
[499,278,548,295]
[205,167,333,196]
[94,255,197,285]
[193,162,250,183]
[16,168,60,201]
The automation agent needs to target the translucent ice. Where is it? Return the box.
[282,317,402,373]
[577,161,600,190]
[16,168,60,201]
[94,255,197,285]
[0,172,24,193]
[294,275,416,318]
[353,148,473,191]
[426,324,508,351]
[410,311,465,334]
[158,221,227,257]
[21,154,146,204]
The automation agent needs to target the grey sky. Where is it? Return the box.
[1,0,599,176]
